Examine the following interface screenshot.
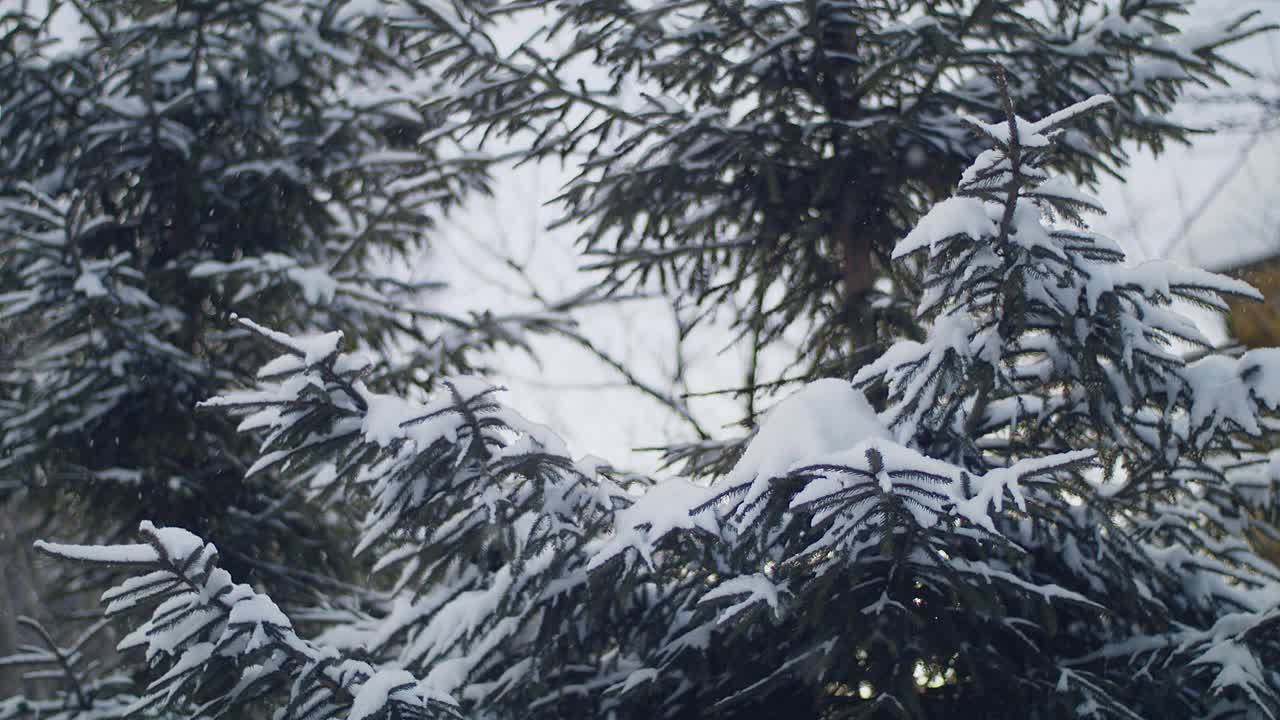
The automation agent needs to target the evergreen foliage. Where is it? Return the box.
[417,0,1274,403]
[0,0,554,590]
[5,1,1280,720]
[575,82,1280,719]
[23,85,1280,720]
[0,617,132,720]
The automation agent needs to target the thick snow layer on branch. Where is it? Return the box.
[360,391,435,447]
[589,479,718,570]
[73,270,108,298]
[1241,349,1280,410]
[961,95,1112,147]
[1193,640,1269,705]
[35,540,159,564]
[725,379,889,504]
[700,573,784,623]
[138,521,206,562]
[234,315,343,365]
[228,595,292,630]
[960,114,1052,148]
[1028,94,1113,134]
[357,378,499,449]
[893,197,996,259]
[350,669,419,720]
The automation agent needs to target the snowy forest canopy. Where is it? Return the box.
[2,1,1280,719]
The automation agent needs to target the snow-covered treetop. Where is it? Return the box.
[409,0,1278,406]
[581,80,1280,718]
[859,76,1270,476]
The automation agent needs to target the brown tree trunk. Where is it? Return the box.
[836,181,887,370]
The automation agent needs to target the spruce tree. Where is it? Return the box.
[417,0,1275,415]
[0,1,548,589]
[0,0,564,705]
[25,85,1280,720]
[8,1,1280,719]
[584,81,1280,719]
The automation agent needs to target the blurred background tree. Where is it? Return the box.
[0,0,562,695]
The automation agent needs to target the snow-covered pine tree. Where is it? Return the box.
[32,86,1280,719]
[589,76,1280,718]
[413,0,1275,431]
[28,316,634,720]
[0,1,556,587]
[0,1,570,709]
